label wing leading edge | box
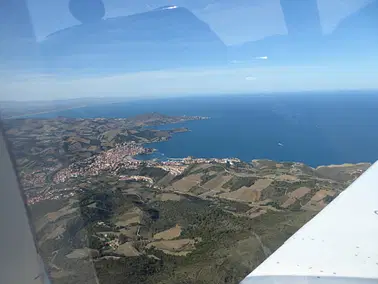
[242,161,378,283]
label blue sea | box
[34,91,378,166]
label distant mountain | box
[39,6,227,72]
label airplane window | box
[1,0,378,284]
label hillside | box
[3,114,370,284]
[30,158,369,284]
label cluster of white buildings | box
[21,171,46,188]
[26,188,76,205]
[21,165,61,188]
[181,156,241,165]
[53,143,148,183]
[119,175,153,184]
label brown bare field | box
[66,136,90,144]
[146,239,196,255]
[115,208,142,226]
[116,242,141,257]
[98,227,138,239]
[315,163,370,181]
[159,193,182,201]
[251,159,277,169]
[220,188,261,203]
[311,189,335,202]
[290,187,311,199]
[282,187,311,208]
[192,164,214,171]
[46,206,78,222]
[264,174,299,182]
[35,216,50,233]
[202,174,232,191]
[44,225,65,241]
[171,174,202,192]
[88,146,98,151]
[66,248,99,259]
[276,174,299,181]
[246,207,267,218]
[251,179,273,191]
[220,179,272,203]
[199,189,222,198]
[153,225,182,240]
[302,189,335,210]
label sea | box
[33,91,378,167]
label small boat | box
[278,142,284,147]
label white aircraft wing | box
[241,161,378,284]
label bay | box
[33,91,378,166]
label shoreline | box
[3,99,128,119]
[136,146,372,169]
[4,104,89,119]
[6,108,373,169]
[139,119,372,169]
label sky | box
[3,65,378,101]
[1,0,378,101]
[26,0,372,44]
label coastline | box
[5,104,89,119]
[5,103,372,169]
[135,120,372,169]
[2,98,130,119]
[138,136,371,170]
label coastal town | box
[3,113,209,205]
[26,138,242,205]
[53,142,149,183]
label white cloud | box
[255,56,268,60]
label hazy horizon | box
[2,64,378,101]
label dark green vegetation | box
[119,166,168,181]
[37,187,316,284]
